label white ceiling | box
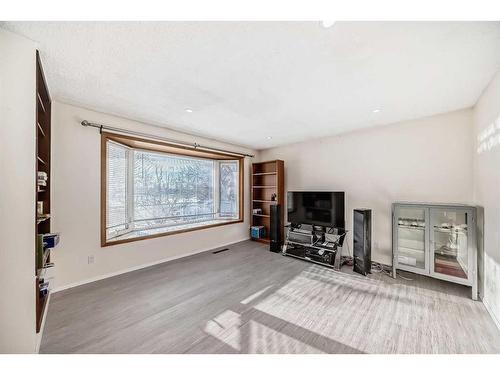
[3,21,500,149]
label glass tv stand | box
[282,224,347,270]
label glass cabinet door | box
[430,208,470,281]
[395,206,428,273]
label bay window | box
[102,133,243,245]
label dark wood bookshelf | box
[35,50,52,333]
[250,160,284,244]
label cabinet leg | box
[472,282,478,301]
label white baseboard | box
[52,237,250,293]
[483,297,500,332]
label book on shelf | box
[36,213,51,224]
[42,233,60,248]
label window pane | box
[133,150,215,230]
[219,161,239,218]
[106,142,128,238]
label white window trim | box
[213,160,221,219]
[218,160,240,220]
[106,141,134,239]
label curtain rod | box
[80,120,254,158]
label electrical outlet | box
[88,255,95,264]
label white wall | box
[0,29,37,353]
[473,69,500,328]
[259,109,474,265]
[51,101,256,289]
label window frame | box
[218,160,240,219]
[101,132,244,247]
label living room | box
[1,1,500,372]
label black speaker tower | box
[270,204,282,252]
[353,209,371,276]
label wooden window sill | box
[103,218,243,247]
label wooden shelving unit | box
[35,50,52,333]
[250,160,284,244]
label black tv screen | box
[287,191,345,228]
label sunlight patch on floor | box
[248,320,324,354]
[204,310,242,351]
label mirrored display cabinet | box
[392,202,478,300]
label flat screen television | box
[287,191,345,228]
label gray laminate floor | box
[40,240,500,354]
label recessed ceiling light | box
[185,108,193,113]
[372,109,381,113]
[266,136,272,140]
[321,20,336,28]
